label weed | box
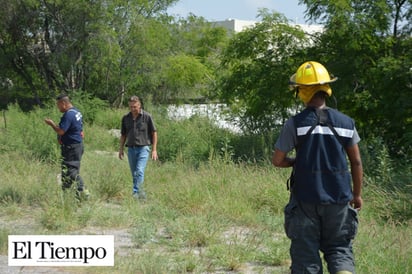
[0,104,410,274]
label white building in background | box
[212,18,258,33]
[212,18,323,35]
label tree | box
[161,14,228,103]
[159,54,210,102]
[300,0,412,156]
[0,0,179,109]
[0,0,109,108]
[217,10,309,133]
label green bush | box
[158,114,227,165]
[230,132,276,163]
[0,187,23,204]
[0,104,59,162]
[93,107,125,129]
[68,91,108,125]
[359,136,393,183]
[0,97,277,166]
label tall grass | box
[0,103,411,273]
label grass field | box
[0,148,411,273]
[0,104,411,273]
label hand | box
[151,150,158,161]
[119,150,124,160]
[44,118,55,126]
[350,195,363,211]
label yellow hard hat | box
[291,61,338,86]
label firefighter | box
[272,61,363,274]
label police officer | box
[45,94,89,200]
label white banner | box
[8,235,114,266]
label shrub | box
[68,91,109,125]
[158,114,227,165]
[0,104,59,162]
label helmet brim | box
[291,76,338,86]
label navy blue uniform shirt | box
[59,108,83,145]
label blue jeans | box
[127,146,150,195]
[284,195,358,274]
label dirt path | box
[2,224,289,273]
[1,205,289,273]
[2,226,289,273]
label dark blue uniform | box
[59,107,85,192]
[293,107,354,204]
[275,107,360,273]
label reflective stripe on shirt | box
[297,125,354,138]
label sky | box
[167,0,308,24]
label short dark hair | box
[313,91,328,100]
[56,94,70,101]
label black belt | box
[127,145,147,147]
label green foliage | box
[1,0,410,170]
[0,187,22,204]
[169,15,228,64]
[0,104,60,162]
[158,114,222,165]
[166,15,229,100]
[365,182,412,224]
[84,151,127,201]
[68,92,109,125]
[360,136,393,182]
[0,0,187,108]
[359,135,412,224]
[217,10,308,133]
[39,194,80,231]
[302,0,412,159]
[161,54,211,101]
[230,132,276,163]
[1,1,410,270]
[92,107,124,129]
[355,218,412,273]
[156,113,272,166]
